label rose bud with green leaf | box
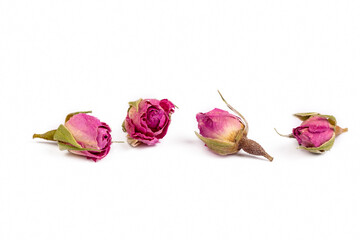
[33,111,112,161]
[275,112,348,153]
[123,98,175,147]
[195,91,273,161]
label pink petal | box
[196,108,244,142]
[65,113,100,149]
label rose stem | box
[239,137,274,161]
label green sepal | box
[54,124,83,148]
[234,130,245,145]
[58,142,83,151]
[127,137,141,147]
[299,133,336,154]
[274,128,294,138]
[294,112,337,127]
[53,124,100,152]
[293,112,320,121]
[128,98,143,112]
[33,130,57,141]
[320,114,337,126]
[57,142,100,152]
[195,132,238,155]
[122,120,126,132]
[65,111,92,122]
[217,90,249,135]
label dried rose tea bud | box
[276,112,347,153]
[195,91,273,161]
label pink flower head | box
[292,116,334,148]
[194,91,273,161]
[276,112,347,153]
[124,99,175,146]
[33,111,112,162]
[65,113,112,161]
[196,108,244,142]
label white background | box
[1,0,359,239]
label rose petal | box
[196,108,244,142]
[293,116,334,148]
[124,98,175,145]
[65,113,100,149]
[159,99,175,114]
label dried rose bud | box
[276,112,348,153]
[33,111,112,161]
[195,91,273,161]
[123,98,175,146]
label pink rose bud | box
[276,112,348,153]
[33,111,112,161]
[195,91,273,161]
[197,108,245,143]
[123,98,175,146]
